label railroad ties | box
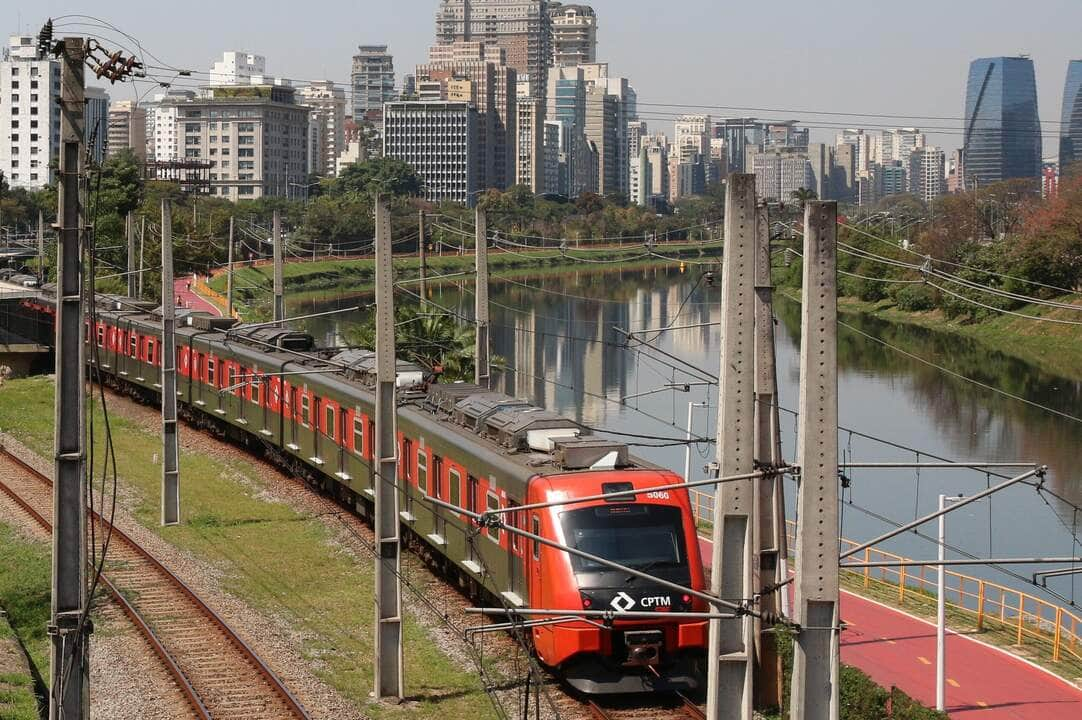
[0,448,310,720]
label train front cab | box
[526,469,707,694]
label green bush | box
[892,284,938,312]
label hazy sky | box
[4,0,1079,157]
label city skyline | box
[2,0,1078,158]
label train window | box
[96,326,104,347]
[324,403,335,440]
[467,475,479,514]
[251,376,262,406]
[486,493,500,543]
[206,358,216,386]
[228,365,238,393]
[146,338,155,365]
[353,413,364,456]
[129,333,137,358]
[531,516,540,560]
[449,469,461,507]
[431,455,443,499]
[300,391,310,426]
[559,505,687,576]
[417,446,428,494]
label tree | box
[346,305,480,382]
[330,157,424,200]
[790,187,817,209]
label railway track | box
[580,690,705,720]
[0,447,310,720]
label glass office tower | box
[963,56,1042,187]
[1059,60,1082,176]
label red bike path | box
[174,276,222,316]
[698,537,1082,718]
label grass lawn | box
[0,522,49,720]
[208,242,721,318]
[0,376,500,720]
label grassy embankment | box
[206,242,720,318]
[0,376,501,720]
[831,293,1082,383]
[0,523,49,720]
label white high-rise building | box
[209,51,267,85]
[674,114,711,163]
[383,101,480,205]
[0,35,61,189]
[908,146,945,204]
[549,3,597,67]
[107,99,146,162]
[298,81,346,176]
[149,89,195,162]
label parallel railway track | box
[581,691,706,720]
[0,447,310,720]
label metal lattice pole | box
[474,207,490,388]
[706,173,757,720]
[790,201,840,720]
[160,199,180,526]
[50,35,89,720]
[373,195,404,699]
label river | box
[296,263,1082,606]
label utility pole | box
[126,210,137,297]
[50,34,90,720]
[418,210,427,306]
[474,206,490,388]
[706,173,757,720]
[138,216,145,298]
[753,200,786,709]
[226,216,234,318]
[790,201,840,720]
[937,494,947,713]
[36,209,44,285]
[272,209,284,326]
[160,199,180,526]
[373,195,403,700]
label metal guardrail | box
[689,487,1082,665]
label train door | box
[338,408,348,477]
[466,474,479,564]
[431,455,445,540]
[507,500,521,597]
[529,513,542,604]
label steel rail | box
[0,447,311,719]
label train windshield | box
[559,504,687,574]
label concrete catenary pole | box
[706,173,757,720]
[138,216,146,298]
[753,201,786,709]
[126,210,137,297]
[790,201,840,720]
[226,216,235,318]
[937,494,947,712]
[474,207,490,388]
[373,195,404,699]
[418,210,427,307]
[50,35,90,720]
[36,209,45,284]
[160,199,180,526]
[272,209,284,326]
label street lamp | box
[937,493,965,713]
[289,181,320,207]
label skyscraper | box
[106,99,146,162]
[384,101,480,205]
[1058,60,1082,176]
[548,3,597,67]
[351,46,396,120]
[436,1,551,102]
[0,35,61,189]
[909,146,946,204]
[299,81,347,176]
[963,56,1042,187]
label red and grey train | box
[28,294,708,694]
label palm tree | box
[790,187,818,210]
